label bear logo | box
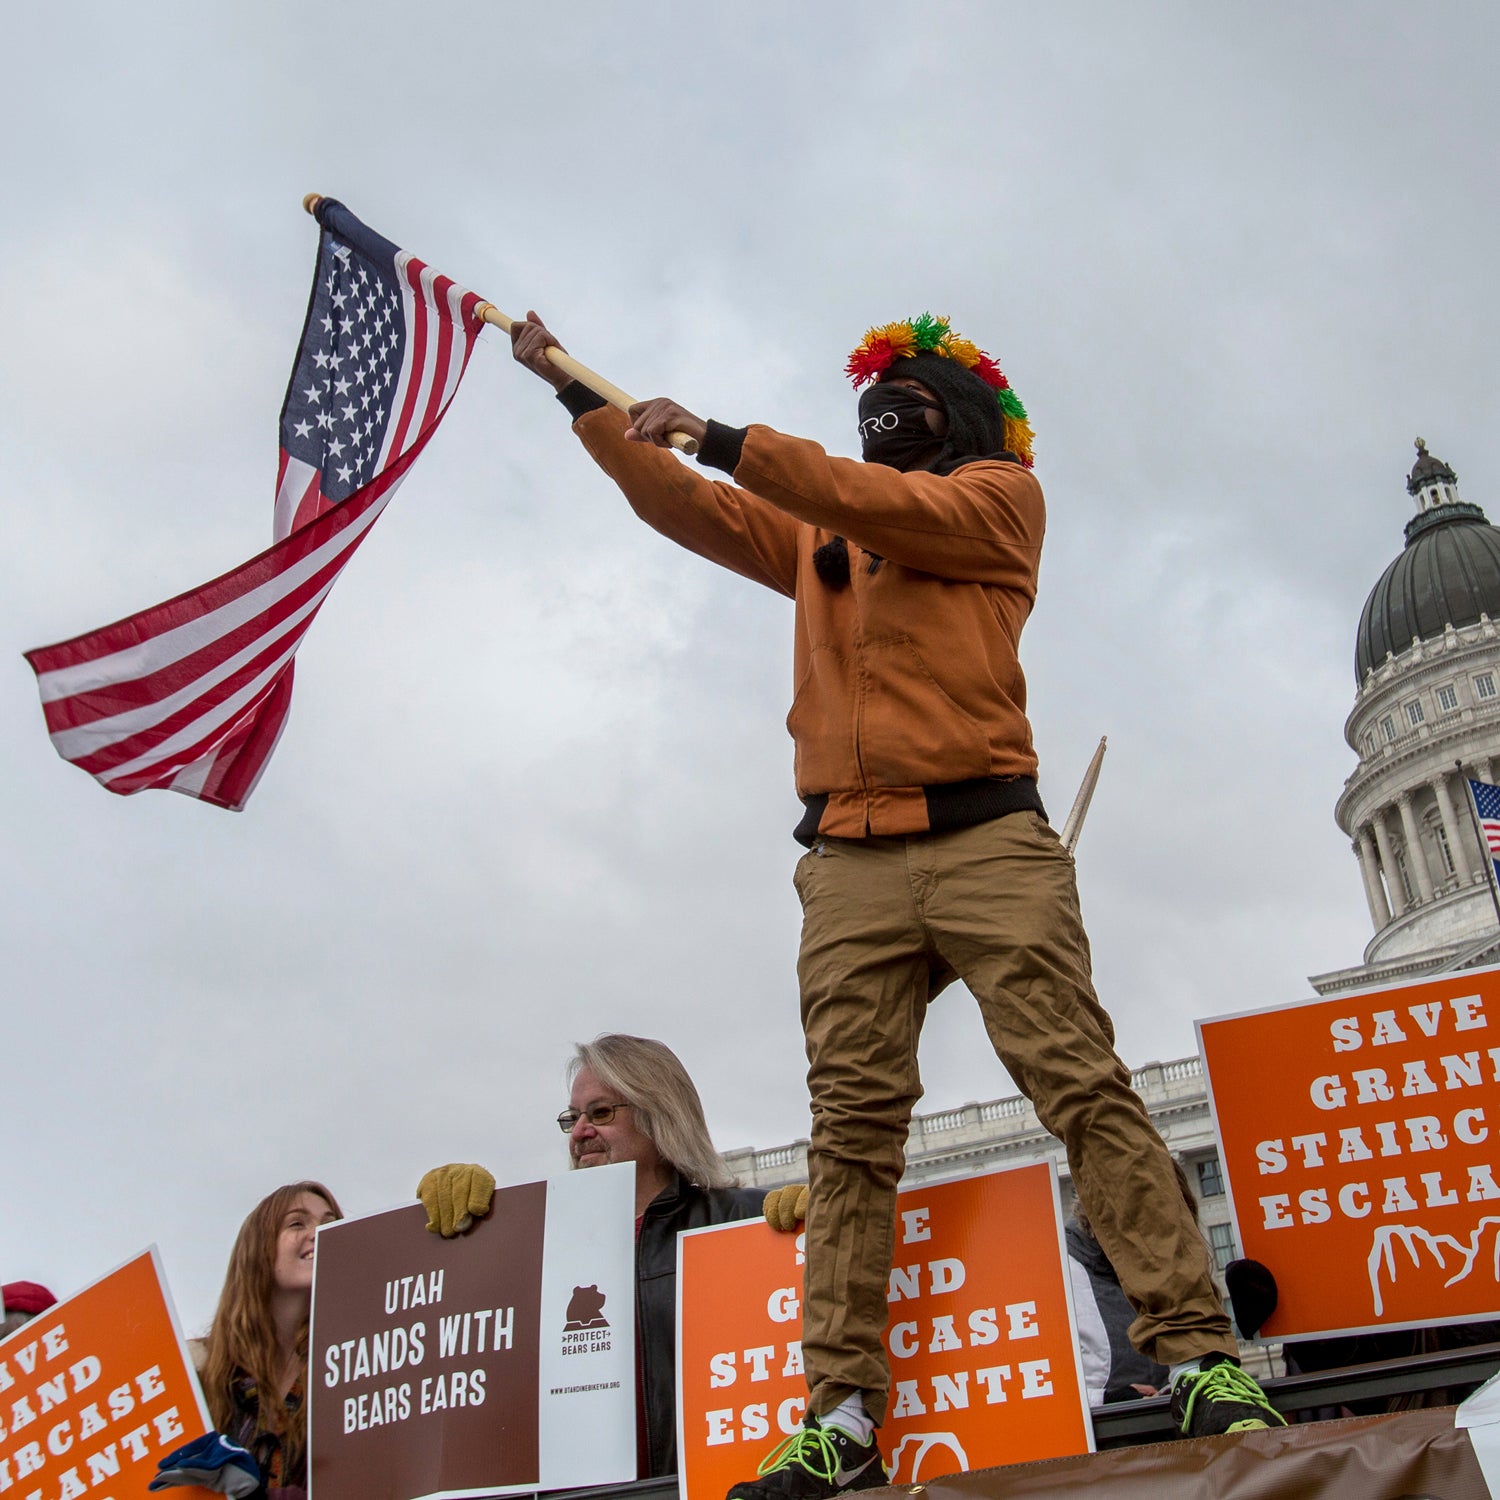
[564,1284,609,1330]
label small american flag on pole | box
[25,199,485,809]
[1468,779,1500,871]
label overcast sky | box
[4,2,1498,1329]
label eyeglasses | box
[557,1102,632,1133]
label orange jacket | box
[572,406,1044,840]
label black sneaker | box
[726,1416,886,1500]
[1170,1358,1287,1437]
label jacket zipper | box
[850,559,871,829]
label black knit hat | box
[848,314,1035,466]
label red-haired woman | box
[194,1182,341,1500]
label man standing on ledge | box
[510,311,1283,1498]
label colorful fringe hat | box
[846,313,1034,468]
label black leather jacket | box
[638,1173,765,1477]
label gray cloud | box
[3,1,1496,1327]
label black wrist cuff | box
[696,420,747,475]
[557,382,609,421]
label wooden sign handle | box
[302,196,698,456]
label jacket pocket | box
[858,635,992,784]
[786,643,860,793]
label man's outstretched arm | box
[510,314,800,598]
[623,392,1043,591]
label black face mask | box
[857,384,945,470]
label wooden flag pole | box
[1059,735,1107,855]
[302,195,698,455]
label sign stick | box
[1059,735,1107,854]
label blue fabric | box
[150,1431,263,1498]
[279,199,410,506]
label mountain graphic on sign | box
[1366,1217,1500,1316]
[890,1432,969,1485]
[564,1284,609,1330]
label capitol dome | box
[1355,441,1500,680]
[1312,440,1500,997]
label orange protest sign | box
[1199,965,1500,1339]
[0,1249,213,1500]
[676,1163,1090,1499]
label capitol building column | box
[1432,772,1475,882]
[1355,827,1391,928]
[1371,808,1406,911]
[1457,760,1496,878]
[1396,792,1435,903]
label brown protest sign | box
[1199,965,1500,1339]
[309,1166,635,1500]
[676,1163,1090,1499]
[0,1249,214,1500]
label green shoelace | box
[1177,1362,1279,1432]
[756,1423,846,1480]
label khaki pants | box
[793,813,1235,1423]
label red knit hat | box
[2,1282,57,1316]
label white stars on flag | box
[282,243,407,505]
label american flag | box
[25,199,485,809]
[1468,779,1500,870]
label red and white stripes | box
[25,246,484,810]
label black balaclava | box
[858,382,947,471]
[816,352,1018,587]
[873,351,1012,476]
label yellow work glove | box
[763,1184,809,1233]
[417,1163,495,1237]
